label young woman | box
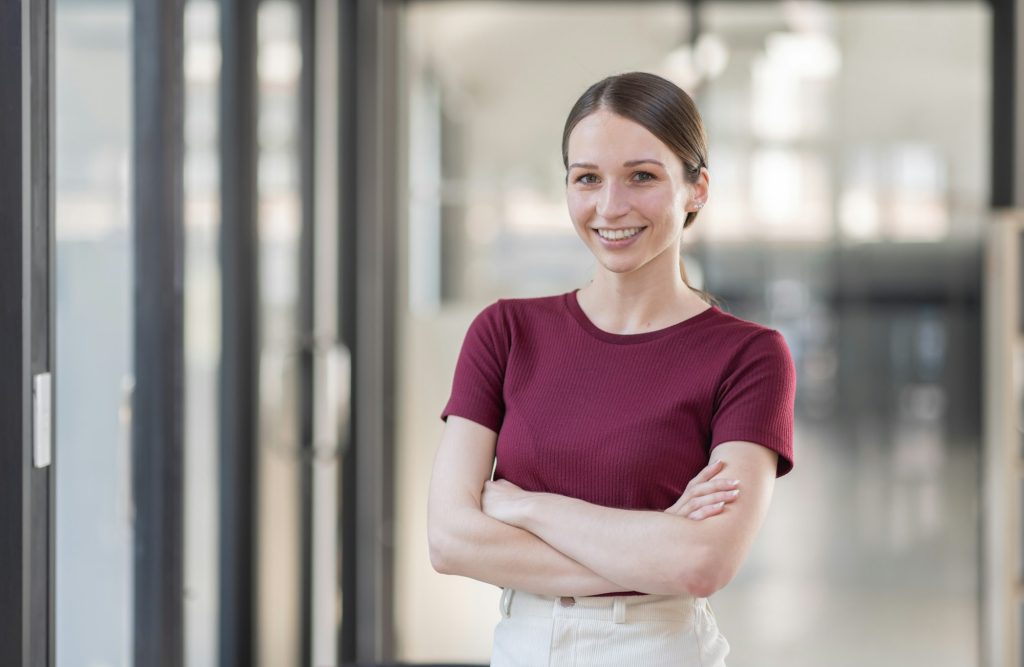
[427,71,796,666]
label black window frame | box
[0,0,55,665]
[131,0,187,663]
[218,0,260,663]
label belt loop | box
[499,587,512,617]
[500,587,516,618]
[612,597,625,624]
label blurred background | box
[3,0,1023,666]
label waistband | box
[499,587,704,624]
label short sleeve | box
[439,300,510,433]
[709,328,796,477]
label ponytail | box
[680,256,720,307]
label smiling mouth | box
[594,226,647,241]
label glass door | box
[255,2,304,663]
[54,1,135,663]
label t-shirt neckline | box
[563,288,719,345]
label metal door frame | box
[0,0,55,665]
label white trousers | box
[490,588,730,667]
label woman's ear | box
[689,167,710,211]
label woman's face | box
[565,108,702,276]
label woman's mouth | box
[593,226,646,248]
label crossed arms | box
[427,415,778,598]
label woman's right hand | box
[664,458,740,521]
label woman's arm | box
[427,416,628,596]
[483,441,778,598]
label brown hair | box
[562,71,718,307]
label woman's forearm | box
[433,505,630,597]
[516,493,713,596]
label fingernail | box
[714,501,725,509]
[728,489,740,496]
[730,480,740,486]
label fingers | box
[665,459,741,517]
[687,500,727,520]
[692,478,741,497]
[666,481,741,516]
[680,488,740,516]
[667,476,740,514]
[665,489,739,517]
[689,458,726,487]
[681,459,727,496]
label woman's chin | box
[594,257,646,275]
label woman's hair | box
[561,71,719,307]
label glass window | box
[184,1,223,665]
[257,2,303,664]
[55,1,135,664]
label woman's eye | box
[573,171,655,184]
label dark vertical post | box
[30,0,55,664]
[992,0,1016,208]
[338,0,399,660]
[372,0,400,657]
[355,0,380,657]
[351,0,385,659]
[0,3,27,659]
[0,0,54,663]
[299,0,317,663]
[132,0,186,664]
[219,0,259,663]
[341,0,399,661]
[338,0,360,661]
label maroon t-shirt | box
[440,288,797,595]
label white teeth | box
[597,227,643,241]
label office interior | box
[2,0,1024,666]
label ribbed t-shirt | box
[440,288,797,596]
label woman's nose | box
[596,180,631,219]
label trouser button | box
[559,596,575,607]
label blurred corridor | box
[1,0,1021,666]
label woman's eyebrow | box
[568,159,665,170]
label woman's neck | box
[576,274,710,336]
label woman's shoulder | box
[491,290,570,320]
[704,307,774,334]
[699,305,792,358]
[460,292,568,341]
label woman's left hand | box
[481,478,534,528]
[664,458,741,520]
